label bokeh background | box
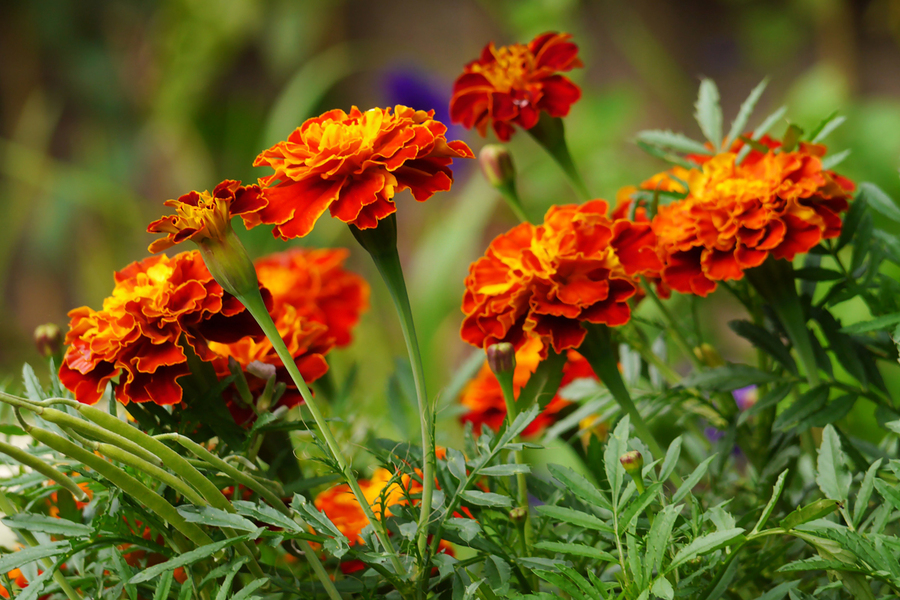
[2,0,900,442]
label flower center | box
[472,43,535,92]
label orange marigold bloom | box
[461,200,662,354]
[460,336,597,437]
[313,468,408,545]
[450,32,582,142]
[147,180,266,254]
[253,105,474,239]
[59,251,263,406]
[649,140,854,296]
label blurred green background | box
[2,0,900,444]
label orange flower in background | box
[47,480,93,518]
[147,180,266,254]
[253,105,474,239]
[461,200,662,354]
[313,468,408,545]
[59,251,263,406]
[450,32,582,141]
[2,568,49,599]
[460,336,597,437]
[648,139,853,296]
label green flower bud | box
[620,450,643,475]
[509,506,527,523]
[487,342,516,375]
[479,145,516,188]
[34,323,62,359]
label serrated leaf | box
[604,416,630,506]
[533,541,616,562]
[460,490,512,507]
[652,576,674,600]
[618,482,663,529]
[232,501,301,534]
[658,437,682,483]
[484,556,511,595]
[645,504,680,581]
[231,577,267,600]
[773,385,828,431]
[479,464,531,477]
[130,535,254,584]
[753,470,788,533]
[635,130,711,155]
[0,541,69,573]
[153,570,174,600]
[666,528,745,572]
[547,464,611,510]
[853,459,882,527]
[816,425,851,503]
[2,514,92,538]
[695,79,723,149]
[799,394,856,429]
[445,517,481,542]
[679,365,783,392]
[874,478,900,512]
[840,312,900,334]
[178,506,257,532]
[725,79,768,146]
[673,455,716,503]
[779,499,840,530]
[21,363,45,402]
[859,182,900,223]
[728,321,798,375]
[750,581,801,600]
[14,565,56,600]
[536,505,613,534]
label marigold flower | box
[461,200,662,354]
[59,251,263,406]
[450,32,582,141]
[313,468,409,545]
[648,139,854,296]
[460,336,596,437]
[253,105,474,239]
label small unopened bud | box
[479,145,515,188]
[486,342,516,375]
[619,450,644,475]
[34,323,62,359]
[509,506,527,523]
[693,343,724,367]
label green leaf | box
[753,470,788,532]
[214,559,249,600]
[635,130,712,155]
[811,114,846,143]
[859,182,900,224]
[793,267,844,281]
[460,490,513,507]
[535,505,614,534]
[728,320,797,375]
[533,541,616,562]
[618,482,663,529]
[130,535,255,584]
[874,478,900,512]
[231,577,267,600]
[725,78,768,146]
[746,384,792,418]
[814,309,868,388]
[658,437,682,483]
[695,79,723,149]
[21,363,45,402]
[0,425,26,436]
[604,416,630,507]
[484,556,511,596]
[0,541,69,573]
[837,193,868,251]
[652,577,675,600]
[773,385,828,431]
[15,565,56,600]
[445,517,481,542]
[152,570,174,600]
[479,464,531,477]
[853,458,882,527]
[779,498,840,530]
[546,464,611,511]
[781,124,804,152]
[232,501,302,534]
[673,455,716,503]
[799,394,856,430]
[636,141,699,169]
[645,504,680,582]
[2,514,92,538]
[821,149,850,170]
[666,528,745,573]
[679,365,783,392]
[816,425,851,502]
[518,350,567,412]
[840,312,900,334]
[750,581,800,600]
[556,566,604,600]
[178,506,258,532]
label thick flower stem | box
[527,113,590,201]
[0,491,83,600]
[495,371,533,549]
[580,325,665,460]
[497,179,531,223]
[237,287,407,576]
[745,258,820,387]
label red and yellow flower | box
[460,336,597,437]
[450,32,582,141]
[59,251,263,406]
[253,105,474,239]
[646,138,853,296]
[461,200,661,354]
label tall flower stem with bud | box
[527,113,590,201]
[487,343,533,548]
[480,145,529,223]
[350,215,436,580]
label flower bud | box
[34,323,62,359]
[693,343,724,367]
[486,342,516,375]
[479,145,515,188]
[508,506,527,523]
[619,450,643,476]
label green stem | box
[639,278,703,368]
[0,437,90,502]
[237,287,407,576]
[527,113,591,201]
[495,370,532,549]
[0,491,84,600]
[579,324,665,460]
[496,179,530,223]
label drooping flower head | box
[59,251,263,406]
[461,200,662,355]
[646,138,854,296]
[450,32,582,141]
[253,105,474,240]
[460,336,597,437]
[208,248,369,419]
